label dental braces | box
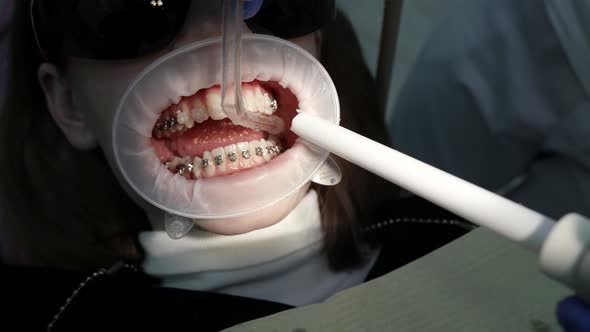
[268,96,278,112]
[157,117,178,131]
[165,145,283,174]
[155,94,279,135]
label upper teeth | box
[242,84,279,115]
[158,85,279,135]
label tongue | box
[153,119,266,159]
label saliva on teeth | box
[165,137,283,179]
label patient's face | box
[46,1,322,234]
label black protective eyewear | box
[31,0,336,61]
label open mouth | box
[150,80,299,180]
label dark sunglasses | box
[31,0,335,61]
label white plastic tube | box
[292,113,555,254]
[539,213,590,302]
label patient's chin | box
[194,185,310,235]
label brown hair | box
[0,2,397,272]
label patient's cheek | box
[66,57,153,149]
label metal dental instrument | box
[291,112,590,302]
[221,0,280,134]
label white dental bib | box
[139,190,379,306]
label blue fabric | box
[244,0,264,20]
[558,296,590,332]
[544,1,590,97]
[389,0,590,219]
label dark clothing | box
[1,196,469,332]
[2,266,291,332]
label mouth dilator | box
[113,33,340,220]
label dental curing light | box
[291,112,590,303]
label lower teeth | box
[199,145,281,167]
[163,144,283,179]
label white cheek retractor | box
[112,35,340,224]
